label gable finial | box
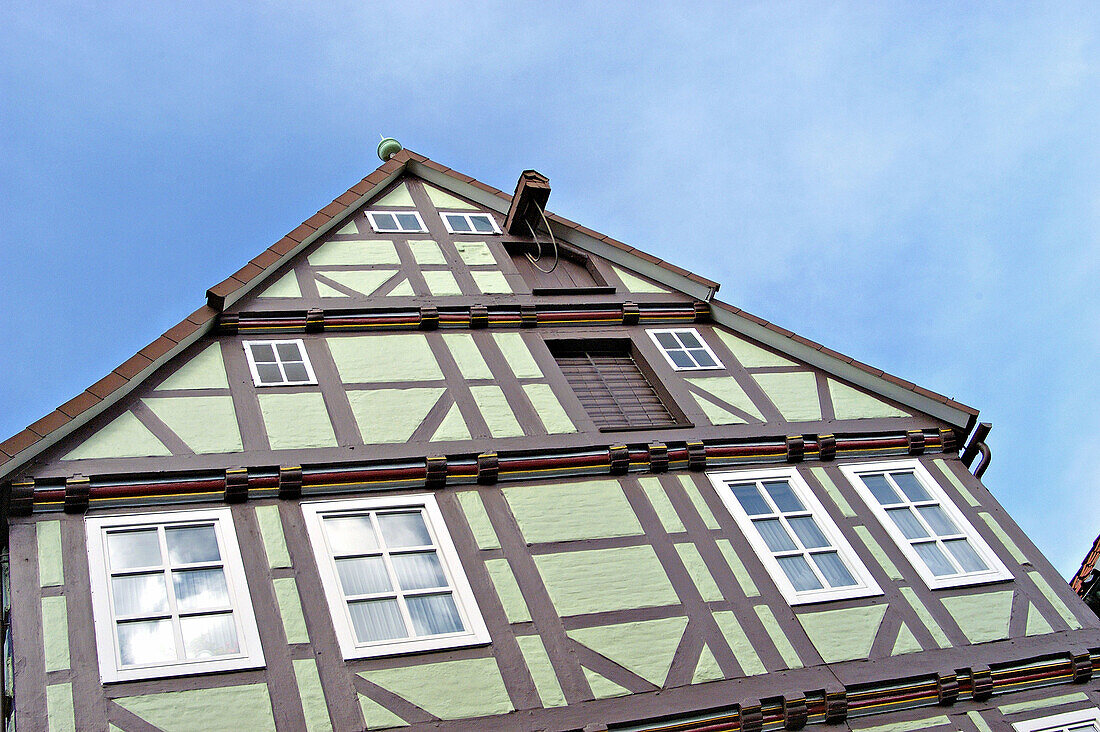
[377,136,402,161]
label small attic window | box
[366,211,427,233]
[441,212,500,235]
[648,328,724,371]
[244,340,317,387]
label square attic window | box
[243,340,317,387]
[647,328,724,371]
[441,212,501,235]
[366,211,427,233]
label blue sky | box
[2,3,1098,576]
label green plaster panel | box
[258,392,337,450]
[692,644,724,684]
[374,182,415,207]
[309,240,400,266]
[37,520,63,587]
[639,477,685,533]
[472,270,511,294]
[753,605,803,669]
[534,546,679,615]
[116,684,276,732]
[583,666,630,699]
[358,695,407,730]
[42,596,70,672]
[470,385,523,438]
[715,330,796,368]
[274,577,310,643]
[423,270,462,296]
[612,266,669,294]
[293,658,333,731]
[979,512,1028,564]
[255,505,291,568]
[752,371,822,422]
[329,334,442,383]
[155,343,229,390]
[46,683,75,732]
[1026,602,1054,636]
[998,692,1090,715]
[111,726,126,732]
[810,467,856,517]
[892,622,923,655]
[898,586,951,648]
[347,388,445,443]
[316,280,348,298]
[675,543,723,601]
[941,591,1013,643]
[322,269,398,296]
[680,475,720,529]
[853,526,903,580]
[968,711,995,732]
[492,332,543,378]
[442,333,492,379]
[689,393,747,425]
[568,617,687,686]
[361,657,513,720]
[1028,570,1083,629]
[424,184,478,210]
[63,411,171,460]
[686,377,764,421]
[717,539,759,597]
[932,458,980,506]
[485,558,531,622]
[523,383,576,433]
[455,491,500,549]
[408,239,445,264]
[828,379,909,420]
[387,279,414,296]
[455,241,497,265]
[797,605,887,663]
[256,270,302,298]
[712,611,767,675]
[852,716,950,732]
[335,219,359,235]
[516,635,566,707]
[430,403,471,441]
[145,396,243,454]
[503,479,643,543]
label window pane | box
[944,539,988,573]
[107,529,162,571]
[763,481,803,513]
[654,332,679,349]
[112,573,169,616]
[165,525,221,565]
[325,515,379,556]
[813,552,857,587]
[281,362,310,383]
[249,343,276,363]
[729,483,770,515]
[446,214,472,232]
[255,363,284,384]
[117,619,176,666]
[391,551,447,591]
[396,213,421,230]
[173,568,230,611]
[180,613,239,659]
[863,474,902,505]
[688,349,716,367]
[887,507,929,539]
[407,593,464,636]
[777,555,823,592]
[471,215,495,233]
[668,350,695,368]
[754,519,797,552]
[275,342,302,362]
[914,542,956,576]
[916,505,959,537]
[378,512,432,548]
[336,556,392,596]
[348,599,407,644]
[373,213,397,230]
[788,516,829,548]
[891,472,932,502]
[677,331,702,348]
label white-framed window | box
[441,212,501,235]
[366,210,427,233]
[840,459,1012,589]
[709,467,882,604]
[302,494,490,659]
[647,328,724,371]
[1012,708,1100,732]
[85,508,264,682]
[243,339,317,387]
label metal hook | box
[523,202,560,274]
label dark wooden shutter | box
[553,345,677,430]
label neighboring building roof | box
[0,148,978,481]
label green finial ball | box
[377,138,402,161]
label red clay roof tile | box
[303,212,330,229]
[286,224,315,243]
[58,391,101,419]
[0,430,38,458]
[230,262,265,284]
[186,305,219,326]
[249,249,282,270]
[28,411,71,437]
[268,238,298,256]
[319,201,345,218]
[87,372,129,399]
[114,353,154,380]
[335,192,360,206]
[139,336,176,362]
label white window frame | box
[365,210,427,233]
[86,508,264,683]
[440,212,502,235]
[1012,708,1100,732]
[709,467,882,605]
[243,339,317,387]
[302,493,490,659]
[840,459,1013,590]
[647,328,724,371]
